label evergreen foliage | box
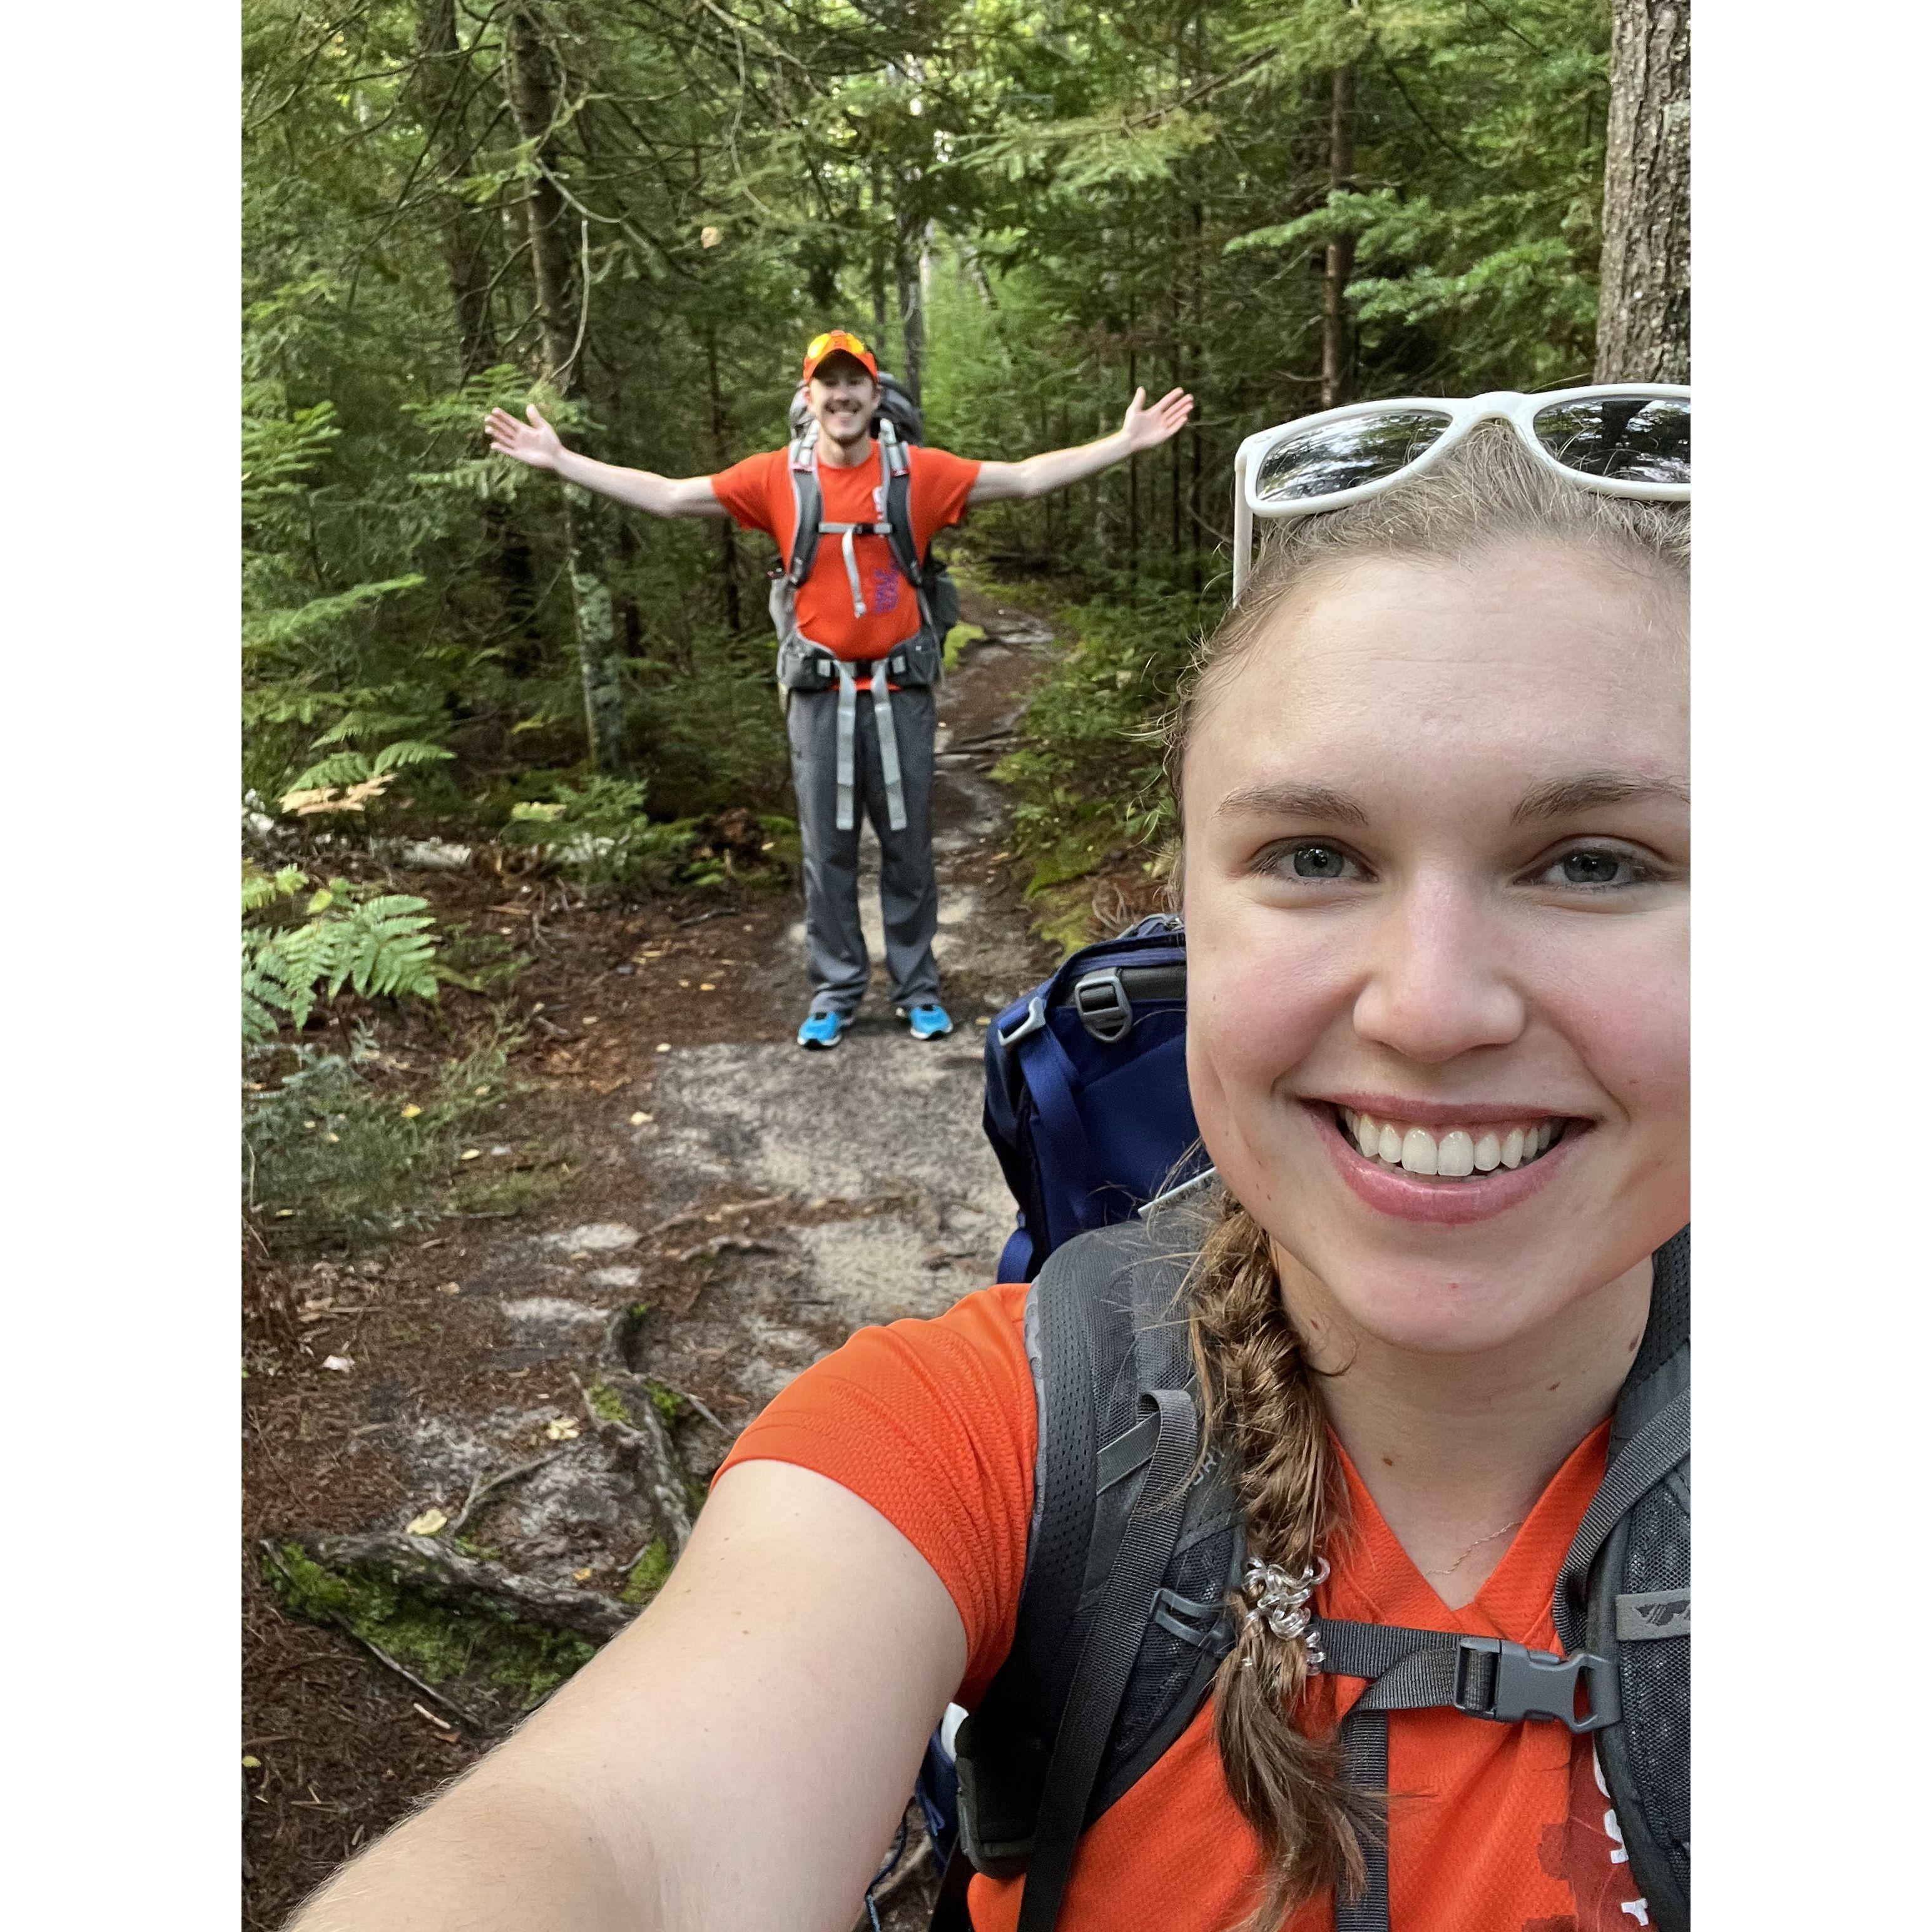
[241,1,1627,957]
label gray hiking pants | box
[788,681,940,1016]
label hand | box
[484,403,567,472]
[1120,385,1194,453]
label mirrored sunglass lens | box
[1532,397,1689,485]
[1253,410,1454,504]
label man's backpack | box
[982,915,1206,1282]
[942,923,1690,1932]
[770,372,960,699]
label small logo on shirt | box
[868,564,902,613]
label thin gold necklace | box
[1420,1515,1528,1580]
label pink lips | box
[1313,1103,1584,1226]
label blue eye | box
[1270,841,1364,882]
[1534,846,1657,890]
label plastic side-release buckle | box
[1453,1636,1620,1733]
[998,994,1048,1050]
[1072,968,1132,1044]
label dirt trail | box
[242,591,1062,1926]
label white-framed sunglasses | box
[1231,385,1690,601]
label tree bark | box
[1321,64,1356,410]
[412,0,498,379]
[1595,0,1690,383]
[504,6,628,772]
[896,204,927,405]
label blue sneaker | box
[796,1009,848,1050]
[899,1003,953,1040]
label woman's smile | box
[1308,1096,1589,1226]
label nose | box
[1350,877,1526,1065]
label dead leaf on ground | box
[322,1355,355,1373]
[545,1418,580,1441]
[405,1507,449,1537]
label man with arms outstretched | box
[487,330,1191,1047]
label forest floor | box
[240,589,1089,1928]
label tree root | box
[300,1530,635,1642]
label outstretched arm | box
[484,405,730,519]
[967,385,1194,506]
[288,1462,965,1932]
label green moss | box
[264,1542,596,1707]
[942,622,986,673]
[450,1165,568,1218]
[644,1379,684,1426]
[586,1378,629,1425]
[621,1539,672,1605]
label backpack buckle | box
[1072,969,1133,1044]
[999,995,1048,1049]
[1453,1636,1620,1733]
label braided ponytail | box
[1187,1194,1370,1926]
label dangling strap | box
[1333,1709,1390,1932]
[872,673,907,831]
[835,659,859,831]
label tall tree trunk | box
[1320,64,1356,410]
[413,0,497,378]
[896,203,926,404]
[1595,0,1690,382]
[504,6,627,772]
[868,158,891,361]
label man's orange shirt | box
[709,441,980,662]
[719,1283,1652,1932]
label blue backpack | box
[981,915,1206,1281]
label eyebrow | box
[1509,771,1690,823]
[1213,770,1689,826]
[1215,780,1369,825]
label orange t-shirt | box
[708,441,980,662]
[718,1284,1651,1932]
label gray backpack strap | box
[1014,1386,1196,1932]
[951,1210,1240,1911]
[1334,1710,1389,1932]
[784,424,823,587]
[1580,1226,1691,1932]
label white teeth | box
[1338,1109,1566,1181]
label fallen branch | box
[645,1194,787,1239]
[446,1448,569,1537]
[672,1233,778,1265]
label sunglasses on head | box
[1231,385,1690,601]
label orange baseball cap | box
[801,328,878,382]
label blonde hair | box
[1174,426,1687,1924]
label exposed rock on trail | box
[242,594,1061,1927]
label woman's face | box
[1182,539,1689,1358]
